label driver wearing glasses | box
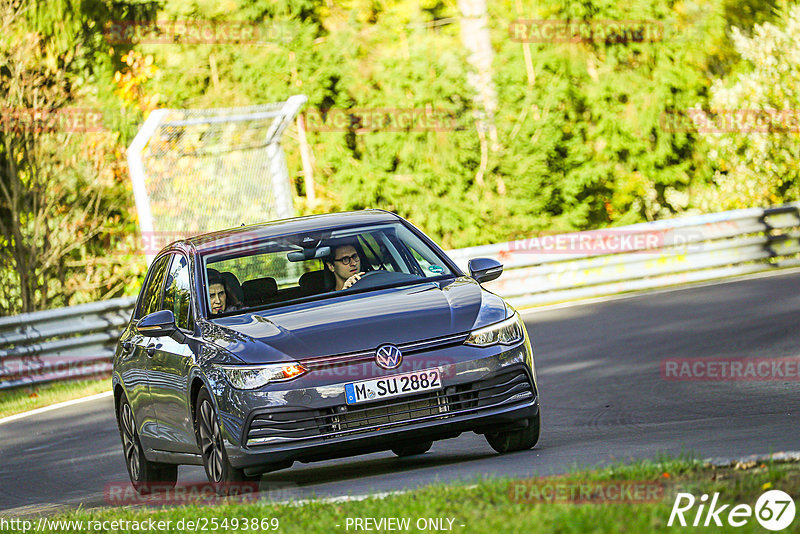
[325,244,366,290]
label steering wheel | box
[348,270,382,288]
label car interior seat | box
[220,272,244,307]
[241,277,278,307]
[298,269,335,295]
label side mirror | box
[468,258,503,283]
[137,310,186,343]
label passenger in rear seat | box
[208,271,242,314]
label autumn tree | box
[0,2,134,314]
[696,5,800,210]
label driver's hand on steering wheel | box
[342,272,365,290]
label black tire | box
[117,393,178,495]
[484,412,540,454]
[391,440,433,457]
[195,388,260,495]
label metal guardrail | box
[1,204,799,391]
[0,297,135,390]
[447,203,800,309]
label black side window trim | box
[135,254,172,320]
[163,252,195,333]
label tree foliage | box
[0,0,797,314]
[695,5,800,210]
[0,1,139,314]
[138,0,766,243]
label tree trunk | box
[458,0,499,157]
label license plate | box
[344,368,442,405]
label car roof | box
[184,210,402,254]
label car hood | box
[205,277,507,363]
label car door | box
[147,253,199,453]
[126,254,171,450]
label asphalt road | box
[2,270,799,517]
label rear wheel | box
[117,394,178,494]
[391,440,433,457]
[195,388,260,495]
[484,412,540,454]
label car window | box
[163,254,194,331]
[136,255,170,319]
[202,222,454,313]
[358,233,398,272]
[400,231,448,278]
[210,252,318,290]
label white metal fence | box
[1,204,799,390]
[0,297,135,390]
[449,203,800,308]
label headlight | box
[216,363,308,390]
[464,313,525,347]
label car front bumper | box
[213,339,538,473]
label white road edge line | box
[519,266,800,316]
[0,390,113,426]
[278,485,477,507]
[284,490,406,507]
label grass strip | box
[16,456,799,533]
[0,378,110,419]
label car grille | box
[245,365,536,447]
[298,333,468,370]
[333,396,448,430]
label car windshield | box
[201,222,454,315]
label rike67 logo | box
[668,490,796,531]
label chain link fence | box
[127,95,306,261]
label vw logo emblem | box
[375,344,402,370]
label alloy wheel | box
[199,399,224,483]
[120,403,140,480]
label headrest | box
[220,272,243,305]
[299,270,333,293]
[241,277,278,302]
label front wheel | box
[195,388,260,495]
[484,412,540,454]
[117,393,178,495]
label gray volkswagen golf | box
[113,210,540,494]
